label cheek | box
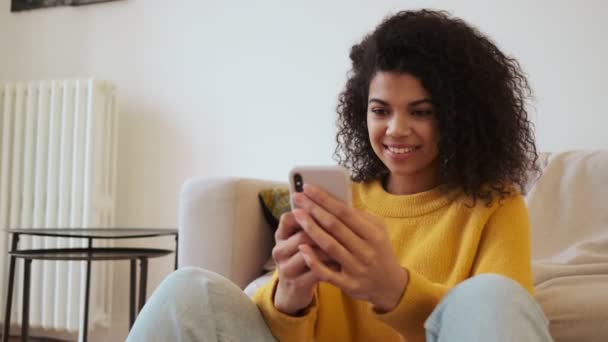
[419,122,439,144]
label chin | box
[384,158,439,178]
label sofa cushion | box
[526,150,608,341]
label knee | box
[449,274,526,306]
[153,267,238,305]
[438,274,545,321]
[164,267,231,287]
[425,275,552,341]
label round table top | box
[4,228,177,239]
[9,247,173,261]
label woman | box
[128,9,552,342]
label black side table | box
[2,228,178,342]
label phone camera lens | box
[294,173,303,192]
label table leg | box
[81,238,93,342]
[22,259,32,342]
[129,259,136,329]
[138,258,148,313]
[174,234,178,270]
[81,259,91,342]
[3,233,19,342]
[2,257,16,342]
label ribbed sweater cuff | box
[253,274,318,339]
[372,268,446,335]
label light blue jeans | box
[126,267,553,342]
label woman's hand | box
[272,212,336,315]
[292,184,409,313]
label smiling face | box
[366,71,440,194]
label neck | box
[384,168,440,195]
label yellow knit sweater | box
[253,180,533,342]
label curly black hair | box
[334,9,539,205]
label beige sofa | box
[178,150,608,341]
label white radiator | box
[0,79,118,339]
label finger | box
[313,248,341,272]
[277,248,338,280]
[293,191,369,259]
[305,246,339,270]
[272,230,310,263]
[273,231,315,261]
[278,251,309,278]
[301,184,374,241]
[293,269,321,290]
[273,230,339,265]
[293,209,360,269]
[312,246,336,265]
[275,212,301,240]
[299,244,349,289]
[358,209,384,226]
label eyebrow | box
[368,98,433,107]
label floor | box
[2,329,126,342]
[1,317,128,342]
[5,337,67,342]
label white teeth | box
[387,146,416,154]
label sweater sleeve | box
[371,267,450,337]
[252,271,319,341]
[470,194,534,293]
[372,194,534,337]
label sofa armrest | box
[178,177,286,289]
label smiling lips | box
[385,144,421,153]
[383,144,421,161]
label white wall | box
[1,0,606,337]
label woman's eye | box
[371,108,389,116]
[412,110,433,117]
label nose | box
[386,112,412,137]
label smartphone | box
[288,165,352,210]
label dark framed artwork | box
[11,0,125,12]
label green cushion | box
[258,187,291,233]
